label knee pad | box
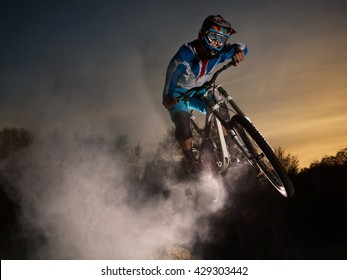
[173,111,192,141]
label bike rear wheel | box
[229,114,295,197]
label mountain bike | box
[177,60,295,198]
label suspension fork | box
[199,109,230,173]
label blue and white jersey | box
[163,40,247,99]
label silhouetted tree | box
[0,127,33,259]
[275,146,300,177]
[335,148,347,166]
[0,127,32,159]
[318,148,347,167]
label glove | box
[232,51,244,65]
[163,95,179,109]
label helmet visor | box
[205,30,228,51]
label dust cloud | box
[1,128,242,259]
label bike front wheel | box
[229,114,295,197]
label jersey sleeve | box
[162,44,195,99]
[219,43,248,63]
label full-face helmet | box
[198,15,236,57]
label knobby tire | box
[229,114,295,197]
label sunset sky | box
[1,0,346,167]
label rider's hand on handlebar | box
[232,51,245,66]
[163,95,179,109]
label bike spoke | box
[255,152,265,160]
[230,114,295,197]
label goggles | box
[205,30,229,50]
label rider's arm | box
[219,43,248,64]
[162,44,195,108]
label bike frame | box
[189,84,255,174]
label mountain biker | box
[162,15,248,177]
